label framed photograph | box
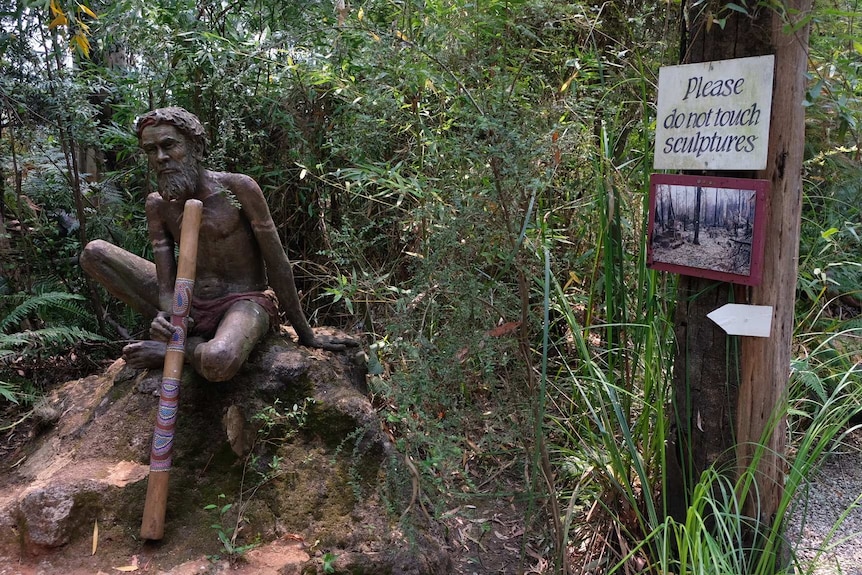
[647,174,768,285]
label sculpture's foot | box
[123,340,167,369]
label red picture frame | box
[647,174,768,286]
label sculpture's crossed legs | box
[81,239,270,382]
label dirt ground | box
[652,227,752,275]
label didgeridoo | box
[140,198,203,540]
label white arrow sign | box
[707,304,773,337]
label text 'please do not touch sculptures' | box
[654,55,775,171]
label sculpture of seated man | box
[80,106,354,382]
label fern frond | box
[0,348,19,364]
[0,292,87,333]
[0,381,19,404]
[791,359,828,402]
[0,333,29,366]
[0,325,106,368]
[44,298,92,324]
[17,326,107,350]
[0,333,31,349]
[97,180,126,205]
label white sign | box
[654,55,774,171]
[707,304,773,337]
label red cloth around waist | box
[190,290,279,338]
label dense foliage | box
[2,0,860,572]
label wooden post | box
[668,1,812,544]
[738,3,812,526]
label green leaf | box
[367,351,384,375]
[821,227,839,240]
[807,79,824,101]
[0,382,19,404]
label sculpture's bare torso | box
[148,174,269,302]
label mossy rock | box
[0,332,450,574]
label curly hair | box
[135,107,208,160]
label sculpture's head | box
[136,107,207,201]
[135,107,207,161]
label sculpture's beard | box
[158,158,199,202]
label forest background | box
[1,0,861,573]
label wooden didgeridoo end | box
[140,471,170,540]
[140,336,186,540]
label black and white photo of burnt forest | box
[651,183,756,276]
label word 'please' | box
[683,76,745,100]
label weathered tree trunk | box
[667,3,812,556]
[0,121,8,261]
[693,186,702,244]
[667,278,740,522]
[668,4,769,523]
[739,2,811,528]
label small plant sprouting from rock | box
[247,398,313,483]
[322,551,338,574]
[333,427,370,502]
[253,397,313,444]
[203,493,259,563]
[200,401,313,565]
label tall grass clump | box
[547,229,861,574]
[542,218,675,572]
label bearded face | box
[139,123,202,202]
[157,154,199,201]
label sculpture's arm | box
[145,193,177,313]
[231,176,355,350]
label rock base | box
[0,332,450,574]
